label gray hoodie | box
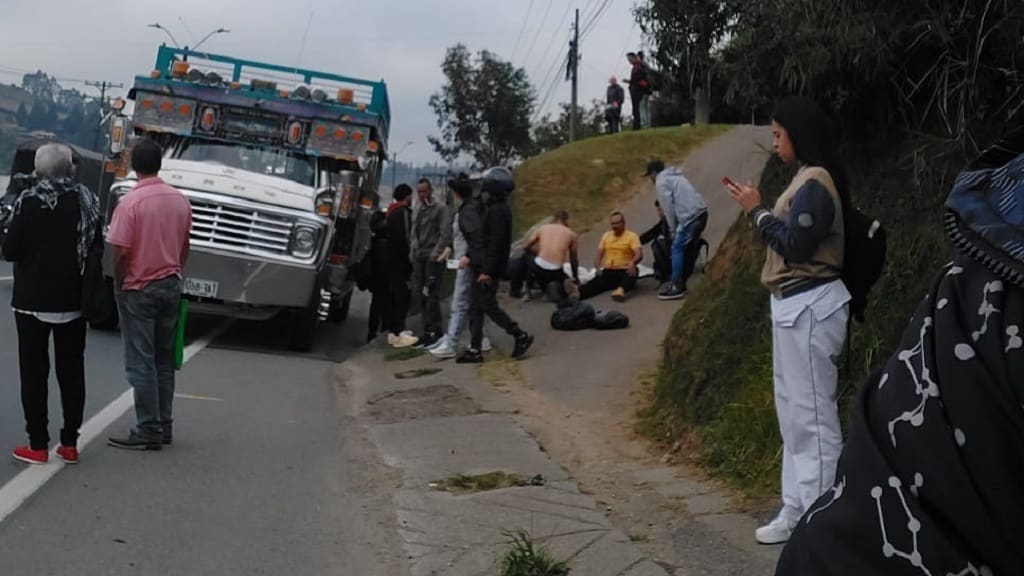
[655,167,706,233]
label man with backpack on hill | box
[624,52,651,131]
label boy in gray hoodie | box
[645,160,707,300]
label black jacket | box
[463,197,513,278]
[606,84,625,107]
[385,203,412,276]
[639,216,670,245]
[4,191,83,313]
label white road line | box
[0,319,232,524]
[0,276,12,281]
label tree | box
[429,44,535,167]
[26,99,49,131]
[532,101,607,154]
[15,103,28,127]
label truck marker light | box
[200,108,217,131]
[337,88,354,104]
[171,61,189,78]
[351,132,363,142]
[314,125,327,137]
[141,99,154,110]
[178,104,193,116]
[230,81,241,90]
[150,70,162,79]
[334,128,346,140]
[159,101,173,112]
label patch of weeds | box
[384,348,425,362]
[479,353,525,389]
[498,530,571,576]
[628,530,651,543]
[393,367,442,380]
[432,471,545,493]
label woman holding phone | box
[725,96,852,545]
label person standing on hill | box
[725,96,851,545]
[606,77,625,134]
[624,52,651,131]
[457,167,533,364]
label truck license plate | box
[183,278,219,299]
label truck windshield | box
[175,139,317,186]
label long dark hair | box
[773,96,852,216]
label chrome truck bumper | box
[181,247,318,309]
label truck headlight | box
[290,225,320,258]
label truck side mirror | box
[109,114,130,156]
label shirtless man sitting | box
[522,210,580,303]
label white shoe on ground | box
[481,337,492,352]
[430,341,457,360]
[755,515,797,545]
[390,333,419,348]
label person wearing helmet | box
[457,167,534,363]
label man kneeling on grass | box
[579,211,642,302]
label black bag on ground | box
[592,309,630,330]
[842,207,887,323]
[550,301,596,331]
[81,228,115,324]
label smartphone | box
[446,259,460,270]
[722,176,737,188]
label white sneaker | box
[481,337,492,352]
[390,333,419,349]
[430,341,457,360]
[755,516,797,545]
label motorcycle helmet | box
[480,166,515,200]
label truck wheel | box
[286,305,318,352]
[328,292,352,324]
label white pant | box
[772,296,848,522]
[639,95,651,128]
[443,267,472,345]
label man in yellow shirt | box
[580,211,642,301]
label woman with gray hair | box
[3,142,100,465]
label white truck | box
[104,46,391,350]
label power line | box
[580,0,614,40]
[510,0,536,63]
[520,0,552,69]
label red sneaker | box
[12,446,48,465]
[56,446,79,464]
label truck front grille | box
[188,197,294,256]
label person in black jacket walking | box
[385,184,419,348]
[4,143,100,465]
[457,167,533,364]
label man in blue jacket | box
[646,160,708,300]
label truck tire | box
[328,291,352,324]
[286,305,319,352]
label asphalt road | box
[0,277,407,574]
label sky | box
[0,0,644,165]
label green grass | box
[498,530,571,576]
[434,471,544,493]
[639,145,957,499]
[383,348,425,362]
[512,124,730,235]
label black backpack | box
[593,309,630,330]
[842,207,887,323]
[550,302,596,331]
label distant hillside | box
[0,84,32,119]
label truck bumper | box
[181,248,319,309]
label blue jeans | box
[116,276,182,439]
[671,219,699,284]
[443,267,472,345]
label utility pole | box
[85,80,124,152]
[567,8,580,142]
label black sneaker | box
[658,284,687,301]
[456,349,484,364]
[511,332,534,359]
[415,332,441,350]
[108,429,162,451]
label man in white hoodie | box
[645,159,707,300]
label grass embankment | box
[512,124,730,234]
[640,145,957,498]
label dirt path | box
[491,125,781,574]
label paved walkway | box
[340,125,783,574]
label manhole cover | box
[365,384,481,424]
[394,368,443,380]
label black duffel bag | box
[81,228,117,328]
[550,301,596,331]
